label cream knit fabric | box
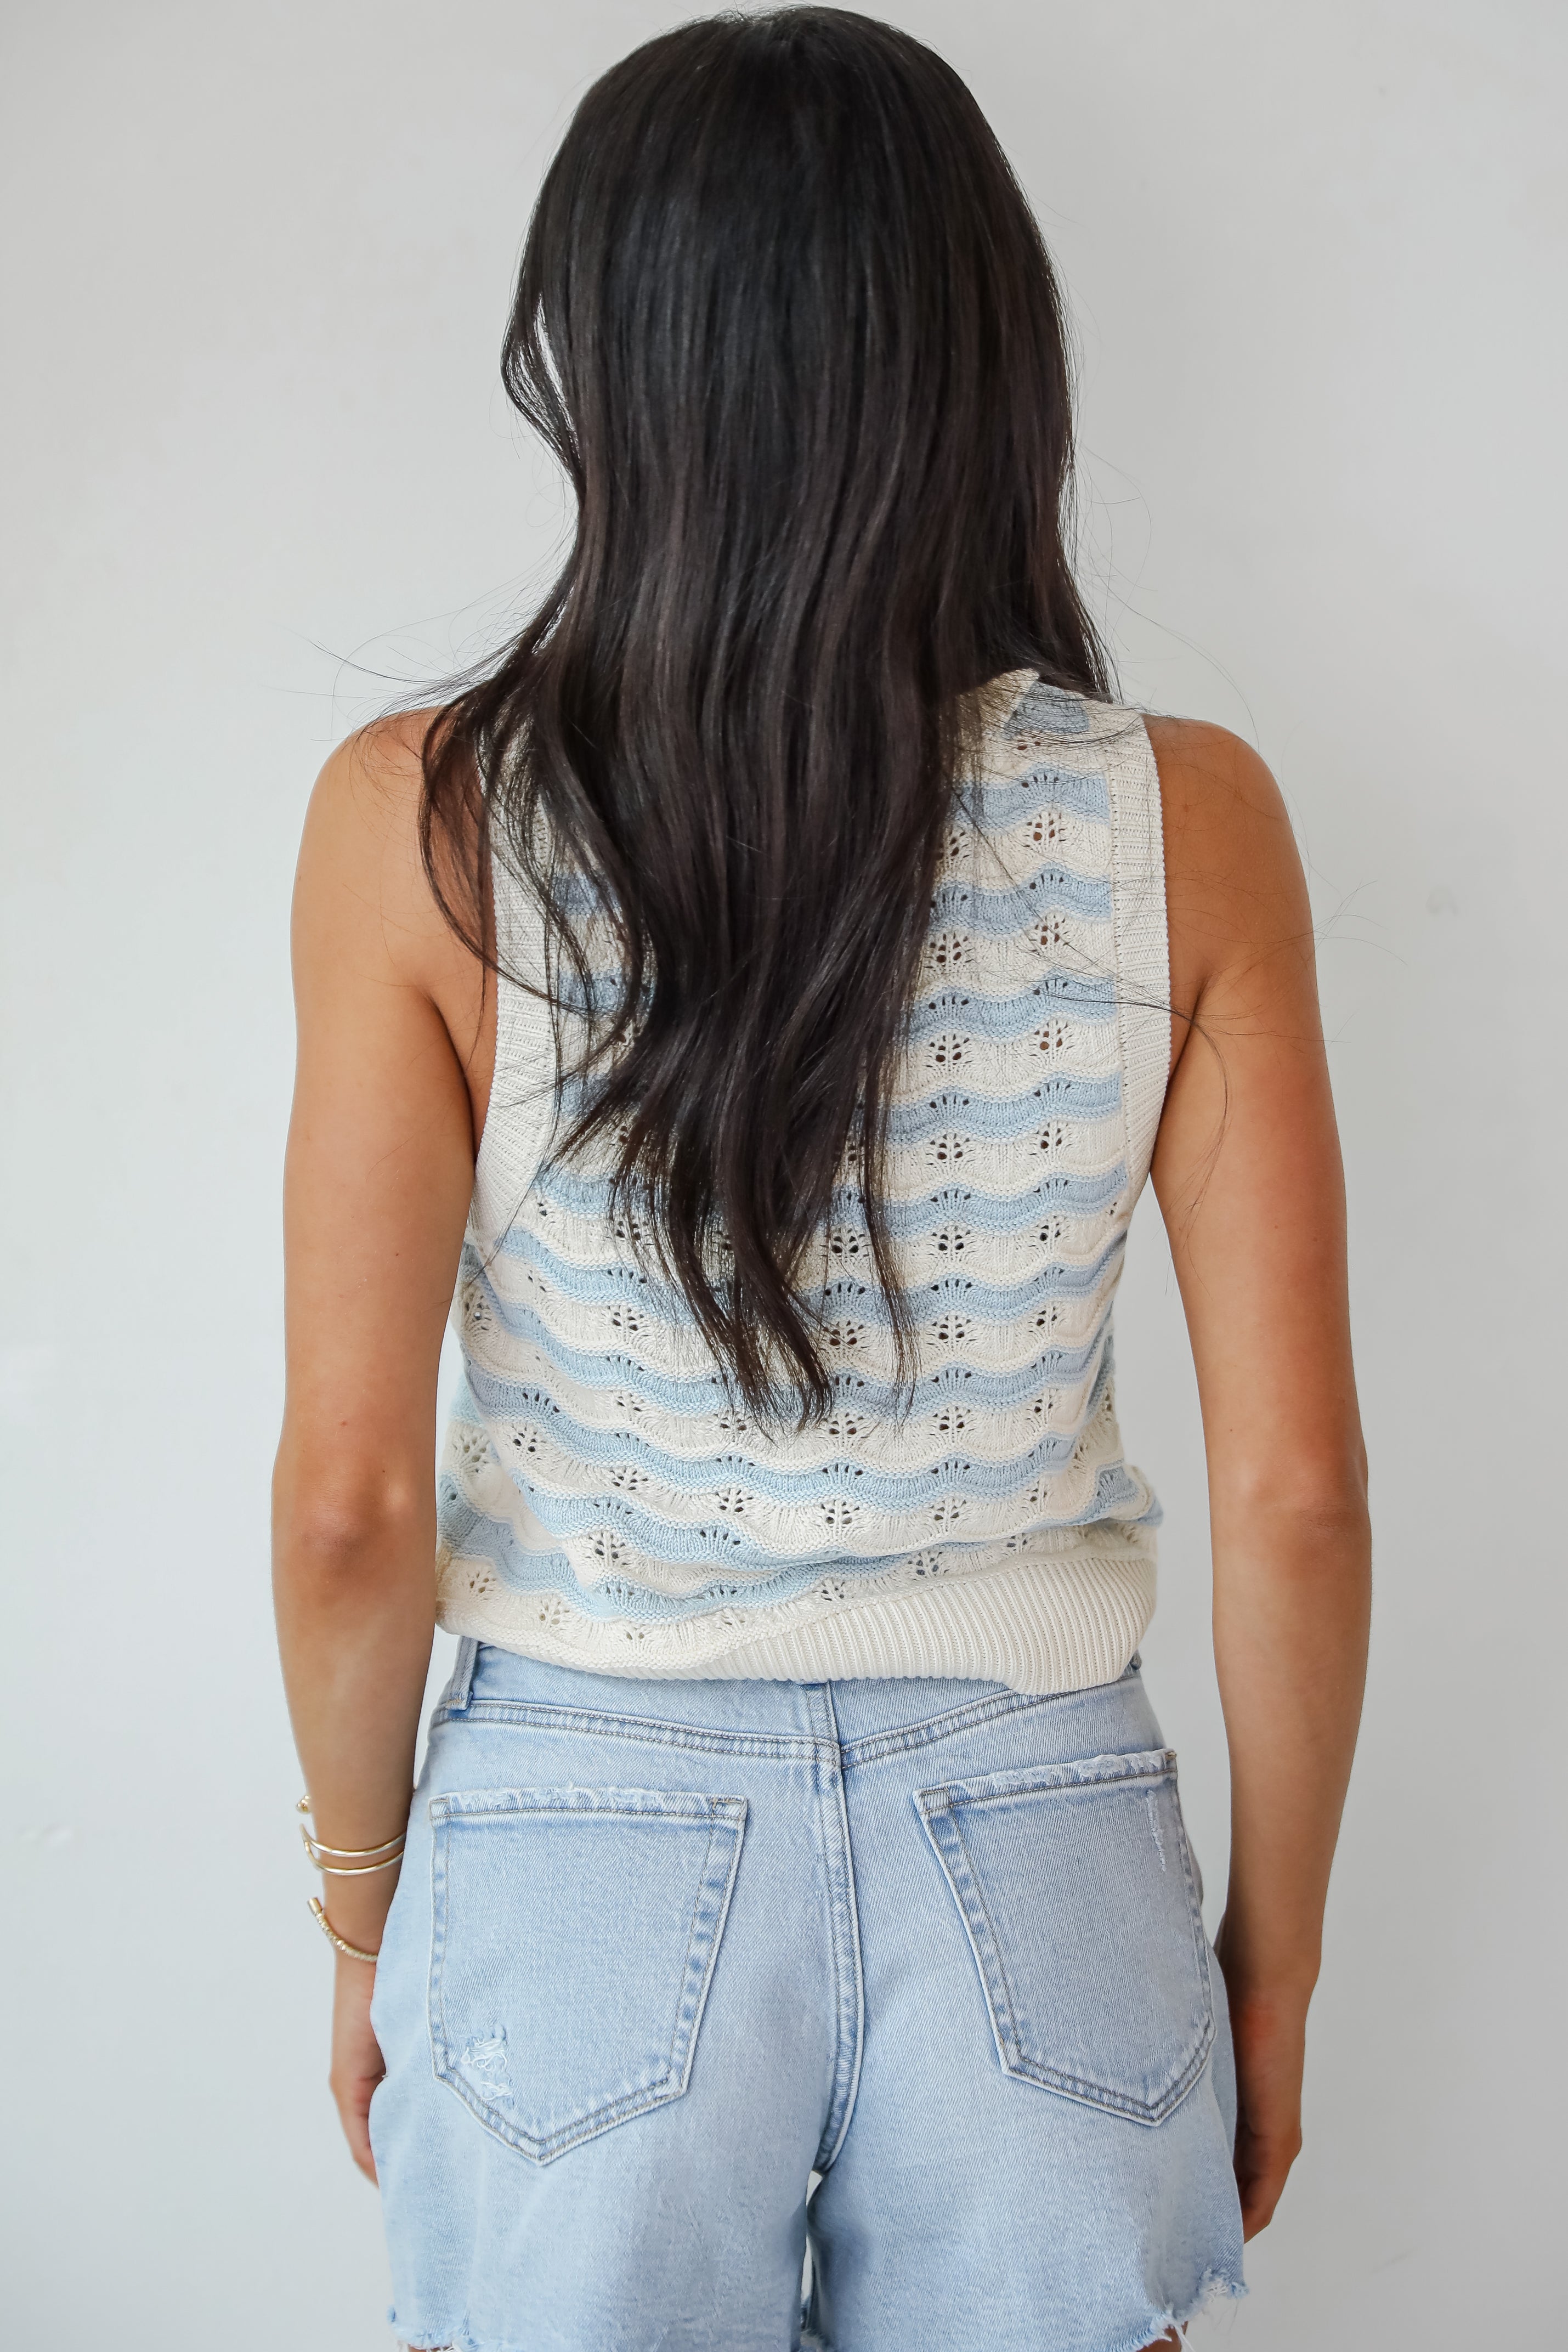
[434,672,1170,1693]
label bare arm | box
[273,717,489,2177]
[1148,718,1371,2240]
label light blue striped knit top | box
[434,672,1170,1694]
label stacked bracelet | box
[298,1792,411,1960]
[298,1822,406,1875]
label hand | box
[329,1953,385,2181]
[1215,1932,1309,2238]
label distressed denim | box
[370,1645,1244,2352]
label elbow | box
[1221,1449,1371,1554]
[273,1449,432,1591]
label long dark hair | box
[420,7,1110,1422]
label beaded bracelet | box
[308,1896,381,1964]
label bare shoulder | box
[1145,716,1312,992]
[1142,716,1316,1070]
[298,709,439,890]
[295,710,465,987]
[1146,716,1297,890]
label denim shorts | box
[369,1644,1245,2352]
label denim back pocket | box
[915,1747,1213,2126]
[428,1784,746,2163]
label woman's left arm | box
[273,720,480,2179]
[1147,717,1371,2238]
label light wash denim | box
[370,1644,1244,2352]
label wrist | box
[1213,1919,1319,2014]
[1222,1980,1314,2036]
[1215,1958,1317,2022]
[297,1789,407,1957]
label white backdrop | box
[3,2,1563,2342]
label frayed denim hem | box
[1111,2266,1249,2352]
[797,2266,1246,2352]
[396,2271,1245,2352]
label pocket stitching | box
[918,1745,1181,1810]
[666,1811,741,2091]
[427,1788,746,2163]
[915,1756,1214,2127]
[919,1804,1028,2082]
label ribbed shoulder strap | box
[469,827,560,1250]
[1102,711,1170,1190]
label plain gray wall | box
[2,1,1563,2342]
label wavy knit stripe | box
[438,675,1170,1694]
[478,1224,1128,1337]
[524,1157,1128,1233]
[456,1290,1116,1421]
[551,1068,1124,1147]
[468,1257,1116,1391]
[959,760,1110,826]
[557,838,1114,926]
[562,965,1119,1042]
[440,1447,1146,1589]
[457,1343,1119,1513]
[929,866,1111,929]
[437,1457,1147,1615]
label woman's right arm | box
[274,720,482,2176]
[1147,717,1372,2240]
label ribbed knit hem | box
[437,1548,1157,1697]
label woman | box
[274,12,1369,2349]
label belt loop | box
[796,1681,840,1752]
[441,1636,479,1715]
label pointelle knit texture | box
[433,671,1170,1693]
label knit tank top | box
[434,672,1170,1694]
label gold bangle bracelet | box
[303,1833,407,1861]
[298,1819,409,1863]
[299,1824,406,1868]
[309,1897,381,1964]
[311,1850,406,1878]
